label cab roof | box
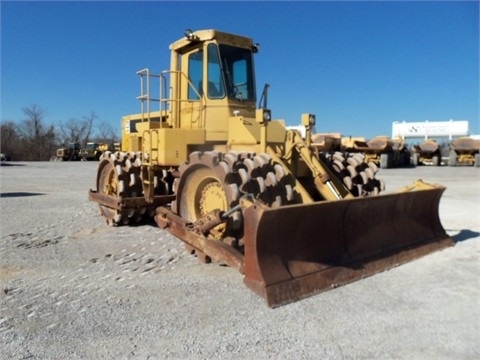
[169,29,254,52]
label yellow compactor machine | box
[89,29,453,307]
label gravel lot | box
[1,161,479,359]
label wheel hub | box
[199,182,227,237]
[200,182,227,215]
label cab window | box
[207,44,225,99]
[218,44,255,102]
[188,50,203,100]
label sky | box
[1,1,479,139]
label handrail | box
[136,68,161,123]
[136,68,204,129]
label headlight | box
[184,29,198,41]
[263,110,271,122]
[256,109,271,123]
[301,113,316,127]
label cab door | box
[179,48,205,130]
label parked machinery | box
[80,142,111,161]
[88,29,452,307]
[310,132,342,153]
[54,142,81,161]
[448,137,480,166]
[342,135,411,169]
[411,139,442,166]
[340,136,367,153]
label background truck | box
[54,142,81,161]
[411,139,442,166]
[340,136,367,153]
[80,142,110,161]
[88,29,452,307]
[448,137,480,166]
[341,135,411,168]
[310,132,342,153]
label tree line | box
[1,104,119,161]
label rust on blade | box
[241,187,453,308]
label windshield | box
[218,44,255,102]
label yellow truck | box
[448,137,480,166]
[80,142,110,161]
[411,139,442,166]
[54,142,81,161]
[342,136,411,169]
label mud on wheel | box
[171,151,298,246]
[326,151,385,196]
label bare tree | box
[82,111,96,144]
[18,104,47,140]
[17,105,56,161]
[58,111,97,146]
[96,120,118,143]
[58,118,86,144]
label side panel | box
[227,118,288,146]
[143,128,205,166]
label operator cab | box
[169,29,259,135]
[131,29,260,143]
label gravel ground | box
[1,161,479,359]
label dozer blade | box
[241,186,453,308]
